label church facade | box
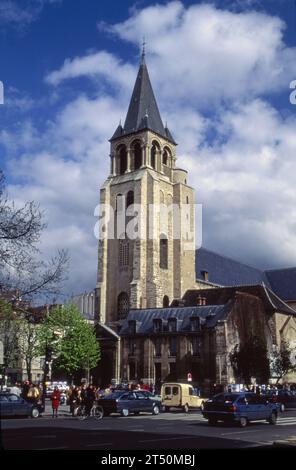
[94,52,296,389]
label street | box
[2,406,296,450]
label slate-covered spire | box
[110,50,176,144]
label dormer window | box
[153,319,162,333]
[201,270,209,281]
[168,318,177,332]
[128,320,136,335]
[190,316,200,332]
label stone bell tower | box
[96,49,196,330]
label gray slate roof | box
[110,55,176,144]
[182,284,296,316]
[265,268,296,302]
[196,247,296,302]
[120,304,230,336]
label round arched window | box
[163,295,170,308]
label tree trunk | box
[26,359,32,383]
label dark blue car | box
[97,390,162,417]
[0,393,42,418]
[202,392,279,427]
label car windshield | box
[213,393,240,403]
[102,392,125,399]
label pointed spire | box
[110,120,124,140]
[110,47,176,144]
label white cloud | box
[106,1,296,106]
[45,50,136,92]
[0,0,62,30]
[180,99,296,268]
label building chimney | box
[197,295,203,306]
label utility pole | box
[41,344,53,410]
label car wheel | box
[239,417,248,428]
[94,406,104,420]
[121,408,129,417]
[152,405,160,415]
[208,418,217,426]
[268,412,277,425]
[31,407,40,418]
[183,403,189,413]
[165,406,170,412]
[280,403,285,413]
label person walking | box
[70,386,79,416]
[21,381,30,400]
[50,386,61,418]
[10,382,21,396]
[27,383,40,405]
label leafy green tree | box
[230,336,270,384]
[0,301,22,381]
[18,318,42,383]
[39,304,101,382]
[270,341,296,384]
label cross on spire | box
[141,36,146,61]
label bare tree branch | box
[0,169,69,304]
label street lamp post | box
[41,344,53,410]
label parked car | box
[0,393,43,418]
[97,390,163,417]
[161,382,206,412]
[262,390,296,412]
[202,392,279,427]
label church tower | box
[96,50,196,330]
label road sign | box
[187,372,192,382]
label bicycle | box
[76,403,104,420]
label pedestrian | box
[104,384,112,395]
[27,383,40,405]
[10,382,21,396]
[21,381,30,399]
[50,386,61,418]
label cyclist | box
[84,385,96,416]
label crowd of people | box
[65,381,156,418]
[5,380,158,418]
[9,381,42,404]
[210,382,296,396]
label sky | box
[0,0,296,300]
